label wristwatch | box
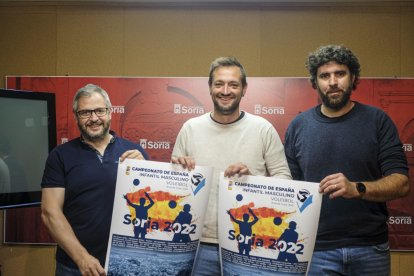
[356,182,366,198]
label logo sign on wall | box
[4,76,414,251]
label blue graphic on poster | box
[105,160,213,275]
[219,174,322,275]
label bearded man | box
[171,56,292,275]
[284,45,410,275]
[41,84,148,276]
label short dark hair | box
[306,45,361,90]
[208,56,247,88]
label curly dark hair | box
[306,45,361,90]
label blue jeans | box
[308,242,390,276]
[192,243,221,276]
[55,261,82,276]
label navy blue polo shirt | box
[41,132,148,268]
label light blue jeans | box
[192,243,221,276]
[308,242,390,276]
[55,261,82,276]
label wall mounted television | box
[0,89,56,209]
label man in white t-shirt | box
[171,56,292,275]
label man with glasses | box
[41,84,148,276]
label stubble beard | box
[78,120,110,142]
[212,94,241,116]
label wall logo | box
[191,173,206,195]
[139,139,170,150]
[403,144,413,152]
[296,189,312,213]
[111,105,125,114]
[254,104,285,115]
[173,104,204,114]
[388,216,412,225]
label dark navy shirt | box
[284,102,408,250]
[41,132,148,268]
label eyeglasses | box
[76,108,109,119]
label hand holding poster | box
[105,159,212,275]
[219,174,322,275]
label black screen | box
[0,89,56,208]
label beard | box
[211,94,242,116]
[317,85,352,111]
[78,119,110,142]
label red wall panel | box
[4,76,414,250]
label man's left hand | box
[120,150,145,162]
[319,173,358,199]
[224,162,251,177]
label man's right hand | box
[76,253,106,276]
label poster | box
[105,159,213,275]
[219,174,322,275]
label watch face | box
[357,182,366,193]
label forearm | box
[41,187,105,275]
[41,209,90,266]
[361,173,410,202]
[320,172,410,202]
[265,128,292,179]
[266,151,292,180]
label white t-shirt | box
[172,112,292,243]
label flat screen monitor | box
[0,89,56,209]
